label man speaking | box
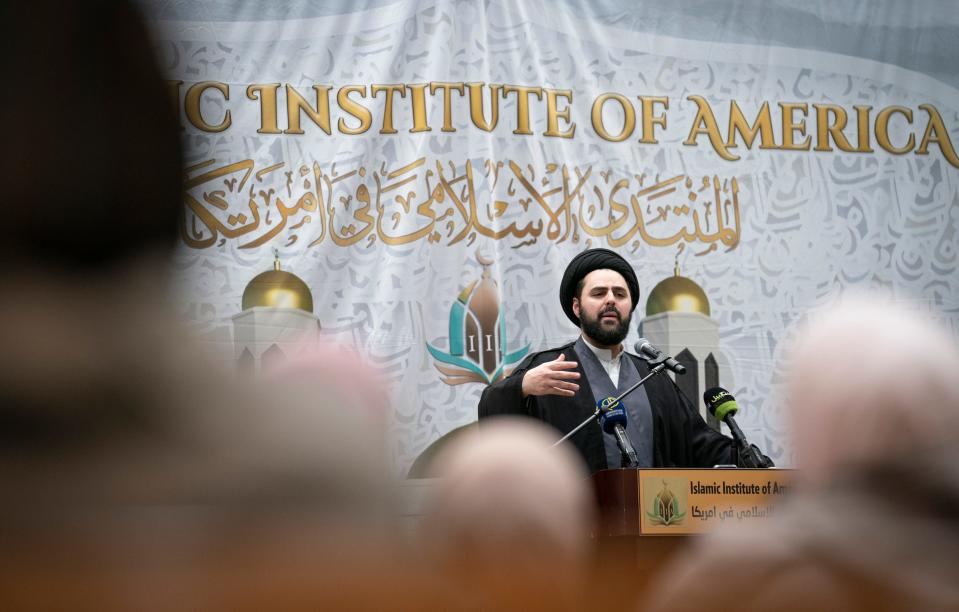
[478,248,738,473]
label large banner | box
[148,0,959,473]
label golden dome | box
[241,254,313,312]
[646,265,710,316]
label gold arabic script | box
[181,157,743,254]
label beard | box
[581,306,631,346]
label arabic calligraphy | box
[181,157,744,252]
[690,504,776,522]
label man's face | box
[572,269,632,347]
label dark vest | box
[574,337,654,468]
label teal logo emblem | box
[427,253,529,385]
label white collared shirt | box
[580,335,623,387]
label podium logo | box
[646,480,686,526]
[427,253,529,385]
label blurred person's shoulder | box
[646,450,959,612]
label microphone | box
[703,387,774,469]
[598,398,639,468]
[634,338,686,374]
[552,365,672,450]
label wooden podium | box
[588,467,793,603]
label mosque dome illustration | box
[241,256,314,312]
[232,252,321,373]
[646,266,710,317]
[638,263,730,429]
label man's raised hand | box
[521,353,581,398]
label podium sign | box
[638,469,793,535]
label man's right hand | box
[521,353,581,397]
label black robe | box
[478,341,738,473]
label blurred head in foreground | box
[0,0,181,274]
[644,295,959,612]
[787,294,959,483]
[0,0,394,512]
[0,0,187,457]
[0,2,403,609]
[423,418,593,610]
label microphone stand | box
[730,422,759,467]
[738,439,774,468]
[553,406,602,447]
[552,360,668,448]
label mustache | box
[600,305,620,317]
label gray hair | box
[786,293,959,482]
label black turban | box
[559,248,639,327]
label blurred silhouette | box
[422,417,594,612]
[0,0,191,505]
[644,295,959,612]
[0,1,181,271]
[786,296,959,486]
[0,3,418,611]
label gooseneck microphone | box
[598,399,638,468]
[634,338,686,374]
[703,387,774,469]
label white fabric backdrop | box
[146,0,959,472]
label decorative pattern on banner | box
[150,0,959,475]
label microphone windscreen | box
[634,338,656,358]
[703,386,738,421]
[598,398,628,434]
